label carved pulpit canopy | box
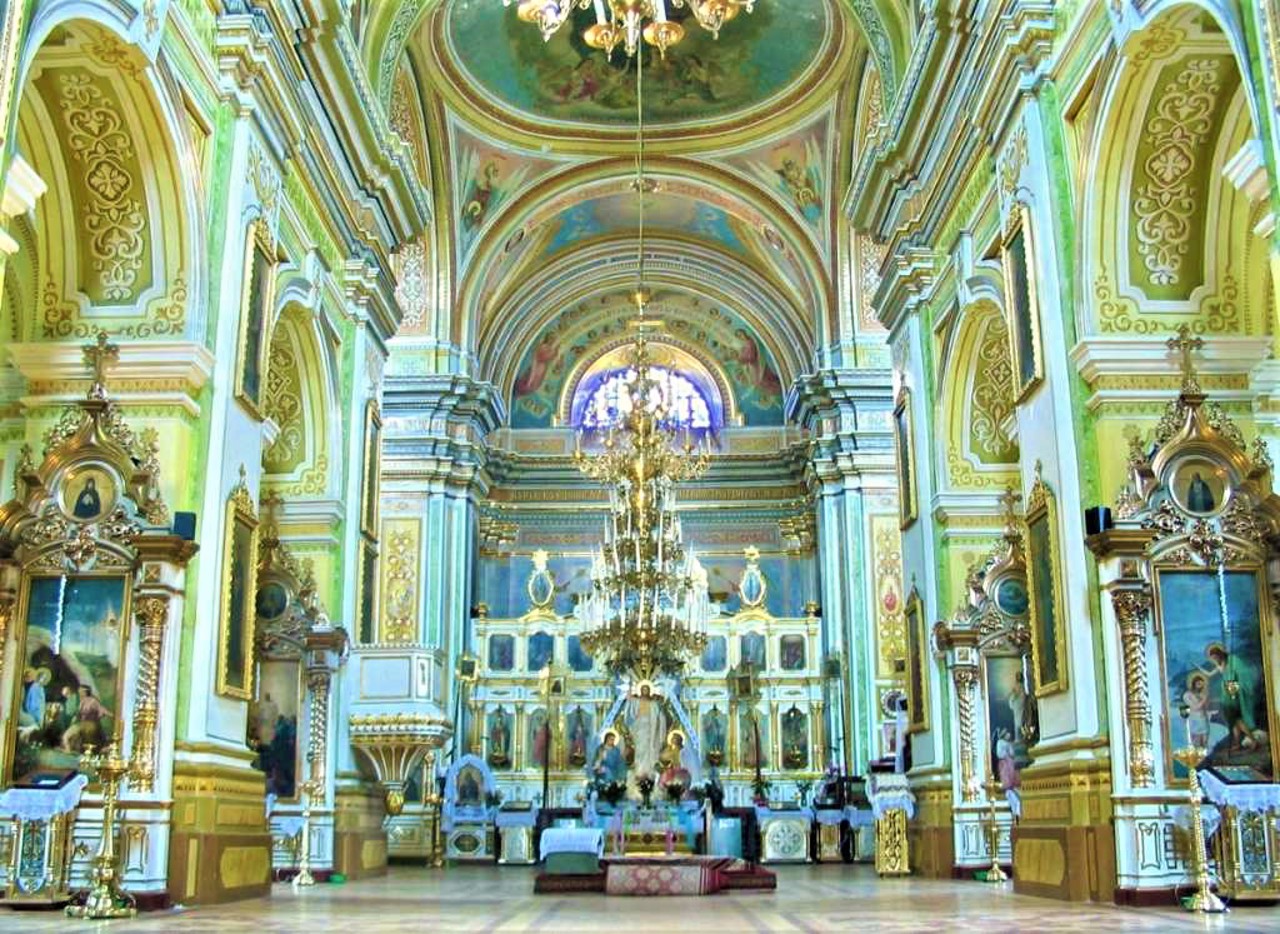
[0,333,188,572]
[255,494,348,662]
[1109,327,1279,564]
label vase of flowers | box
[664,781,685,804]
[595,779,627,807]
[637,775,656,810]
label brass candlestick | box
[983,778,1008,883]
[66,742,136,920]
[292,781,321,888]
[1172,746,1226,913]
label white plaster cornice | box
[6,341,215,417]
[1070,335,1271,410]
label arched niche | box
[1083,6,1268,338]
[3,20,197,343]
[261,301,338,499]
[935,298,1019,492]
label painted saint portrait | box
[527,631,553,672]
[61,466,117,523]
[456,765,484,807]
[1159,570,1274,781]
[1002,211,1042,399]
[219,489,259,699]
[249,660,299,799]
[702,706,727,769]
[905,592,928,732]
[781,706,808,770]
[740,631,766,669]
[739,708,769,770]
[235,225,275,412]
[701,635,727,672]
[780,635,806,671]
[994,576,1029,619]
[487,706,512,769]
[985,656,1034,791]
[894,390,916,528]
[12,576,127,780]
[528,708,550,769]
[255,580,290,622]
[488,634,514,672]
[1171,460,1229,518]
[567,707,592,767]
[567,634,593,673]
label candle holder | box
[65,742,136,920]
[1171,746,1226,914]
[292,780,321,888]
[982,778,1008,883]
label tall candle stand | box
[983,777,1008,883]
[1171,745,1226,913]
[66,742,136,920]
[292,780,321,888]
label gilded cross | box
[1166,324,1203,393]
[83,331,119,400]
[998,486,1021,522]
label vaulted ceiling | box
[360,0,910,424]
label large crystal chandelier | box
[572,35,710,680]
[507,0,755,59]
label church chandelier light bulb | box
[505,0,755,59]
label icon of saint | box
[73,477,102,519]
[1187,472,1215,513]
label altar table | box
[540,826,604,861]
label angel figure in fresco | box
[462,161,501,230]
[514,329,560,398]
[777,158,818,213]
[733,328,782,408]
[1200,642,1266,752]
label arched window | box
[577,366,713,430]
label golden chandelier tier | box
[575,335,711,681]
[508,0,755,58]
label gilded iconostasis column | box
[1107,574,1155,788]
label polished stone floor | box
[7,865,1278,932]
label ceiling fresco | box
[443,0,834,130]
[508,289,785,429]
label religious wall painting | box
[527,631,553,672]
[446,1,829,127]
[781,706,809,771]
[456,143,531,251]
[702,706,727,768]
[567,634,593,672]
[356,541,377,645]
[894,388,917,529]
[780,634,806,671]
[740,631,766,669]
[60,464,118,524]
[217,473,260,699]
[905,589,929,733]
[234,221,277,416]
[1169,456,1230,519]
[1001,204,1043,401]
[510,290,783,429]
[360,401,382,538]
[739,708,769,770]
[454,762,485,808]
[488,634,515,672]
[984,655,1033,791]
[255,579,289,623]
[1155,569,1275,782]
[249,659,300,800]
[701,635,727,672]
[735,127,826,229]
[1025,470,1067,696]
[10,575,129,781]
[527,708,549,769]
[567,707,593,767]
[487,705,513,769]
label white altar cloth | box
[540,826,604,861]
[1199,772,1280,813]
[0,774,88,821]
[868,774,916,819]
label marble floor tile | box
[4,865,1277,932]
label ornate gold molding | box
[130,595,169,793]
[305,667,331,789]
[1110,580,1155,787]
[953,666,980,803]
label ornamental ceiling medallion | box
[434,0,842,140]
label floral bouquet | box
[663,781,685,804]
[636,775,656,809]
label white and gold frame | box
[893,387,917,529]
[218,468,260,699]
[234,219,278,417]
[1001,202,1044,403]
[360,400,382,538]
[1024,464,1067,697]
[905,588,929,734]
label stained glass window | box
[579,366,712,429]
